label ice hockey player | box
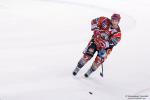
[73,13,121,77]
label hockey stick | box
[100,63,103,77]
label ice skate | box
[72,67,81,76]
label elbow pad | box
[91,18,99,31]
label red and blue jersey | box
[91,16,121,49]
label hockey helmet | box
[111,13,121,21]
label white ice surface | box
[0,0,150,100]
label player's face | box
[111,19,119,27]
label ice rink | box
[0,0,150,100]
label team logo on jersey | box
[102,19,107,29]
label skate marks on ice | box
[135,87,150,95]
[123,87,150,100]
[0,0,136,50]
[41,0,136,33]
[0,1,136,100]
[124,89,150,100]
[72,75,122,100]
